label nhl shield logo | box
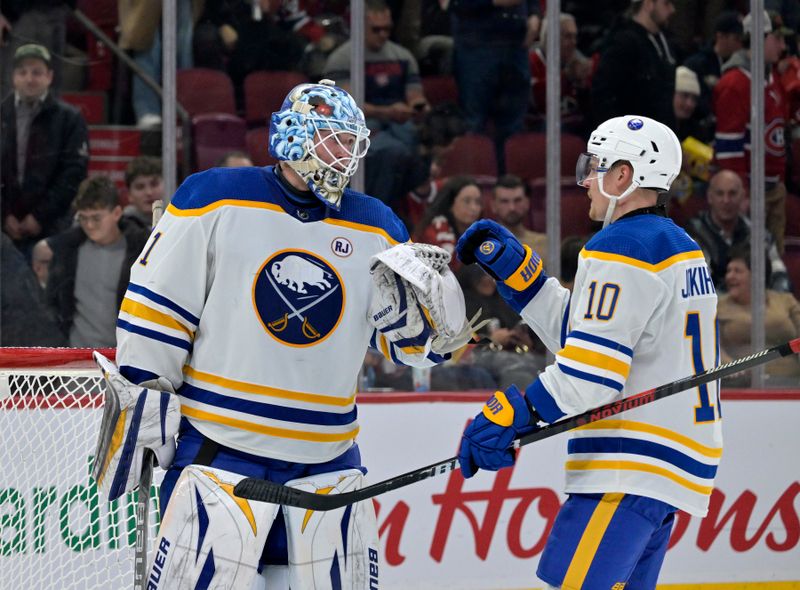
[253,249,345,346]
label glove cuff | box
[503,246,543,291]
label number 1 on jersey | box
[684,311,718,423]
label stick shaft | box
[234,338,800,510]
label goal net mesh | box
[0,348,161,589]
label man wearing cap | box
[0,43,88,254]
[591,0,678,130]
[713,10,790,253]
[684,11,744,122]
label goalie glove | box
[369,243,488,356]
[91,352,181,500]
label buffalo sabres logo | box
[479,240,496,256]
[253,250,345,346]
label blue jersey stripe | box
[179,383,358,426]
[526,379,566,423]
[119,364,161,386]
[568,330,634,357]
[127,283,200,326]
[568,437,718,480]
[557,362,625,392]
[117,319,193,351]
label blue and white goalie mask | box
[269,79,371,210]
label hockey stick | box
[234,338,800,510]
[133,450,154,590]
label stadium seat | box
[246,127,278,167]
[504,132,587,183]
[244,71,308,126]
[177,68,237,117]
[192,114,248,171]
[438,134,497,178]
[421,75,459,107]
[528,180,598,237]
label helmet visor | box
[575,152,604,186]
[308,117,370,178]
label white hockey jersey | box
[521,211,722,516]
[116,166,435,464]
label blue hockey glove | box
[458,384,540,479]
[456,219,547,312]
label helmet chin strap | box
[596,172,639,228]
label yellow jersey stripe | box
[184,366,356,407]
[558,345,631,379]
[120,298,194,338]
[575,420,723,458]
[562,492,624,589]
[167,200,283,217]
[323,217,402,245]
[580,248,706,272]
[566,460,714,495]
[182,406,359,442]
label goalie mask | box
[575,115,681,227]
[269,80,371,210]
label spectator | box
[458,264,544,389]
[45,176,151,347]
[123,156,164,229]
[713,10,790,253]
[591,0,677,130]
[559,234,588,291]
[717,243,800,385]
[324,0,430,206]
[674,65,711,141]
[31,238,52,290]
[216,150,254,167]
[491,174,547,263]
[683,11,744,125]
[119,0,203,128]
[400,152,444,229]
[685,169,790,292]
[414,175,483,271]
[0,233,65,346]
[0,1,72,97]
[0,43,88,255]
[529,13,592,135]
[450,0,540,171]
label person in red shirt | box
[713,10,790,253]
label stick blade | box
[234,478,349,511]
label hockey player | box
[456,115,722,589]
[92,80,475,588]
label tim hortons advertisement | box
[1,395,798,589]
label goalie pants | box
[536,492,676,590]
[159,418,367,568]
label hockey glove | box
[91,352,181,500]
[456,219,547,312]
[458,385,540,478]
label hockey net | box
[0,348,161,590]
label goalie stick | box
[234,337,800,511]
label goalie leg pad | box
[283,469,380,590]
[147,465,278,590]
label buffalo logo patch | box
[253,250,345,346]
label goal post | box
[0,347,162,589]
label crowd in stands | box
[2,0,800,386]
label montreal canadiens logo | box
[627,118,644,130]
[253,250,345,347]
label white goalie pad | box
[147,465,279,590]
[91,352,181,501]
[370,243,488,354]
[283,469,380,590]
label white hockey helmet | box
[576,115,682,226]
[269,79,370,210]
